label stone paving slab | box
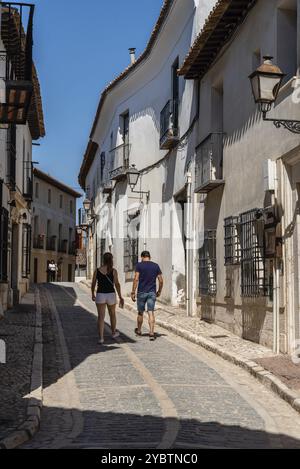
[22,283,300,449]
[0,289,42,448]
[123,296,300,388]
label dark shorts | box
[137,292,156,313]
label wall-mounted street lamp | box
[127,165,150,203]
[83,198,91,212]
[249,55,300,133]
[82,198,97,222]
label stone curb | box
[123,299,300,416]
[0,287,43,450]
[79,280,300,415]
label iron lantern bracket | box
[263,112,300,134]
[129,188,150,203]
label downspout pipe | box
[186,171,193,317]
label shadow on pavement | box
[22,406,300,449]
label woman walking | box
[91,253,124,344]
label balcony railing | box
[195,133,225,193]
[109,144,130,181]
[160,99,179,150]
[33,235,44,250]
[46,236,56,251]
[58,239,68,253]
[0,3,35,125]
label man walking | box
[131,251,163,341]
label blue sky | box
[31,0,164,195]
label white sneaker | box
[98,339,104,345]
[112,331,120,339]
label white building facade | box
[31,169,81,284]
[79,0,300,355]
[0,3,45,312]
[79,0,216,306]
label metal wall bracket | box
[263,113,300,134]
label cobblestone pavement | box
[0,291,36,441]
[23,283,300,449]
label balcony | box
[109,144,130,181]
[195,133,225,193]
[78,208,88,227]
[58,239,68,254]
[46,236,56,252]
[33,235,44,250]
[160,99,179,150]
[0,3,35,125]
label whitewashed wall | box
[85,0,217,302]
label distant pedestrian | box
[131,251,163,341]
[91,253,124,345]
[48,260,57,282]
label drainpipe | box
[273,164,280,354]
[186,171,193,317]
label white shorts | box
[95,293,117,306]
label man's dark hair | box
[141,251,151,259]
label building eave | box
[34,168,82,198]
[178,0,257,79]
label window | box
[48,189,51,204]
[277,1,298,83]
[0,180,8,282]
[59,194,63,209]
[121,111,130,164]
[240,209,270,297]
[70,200,73,214]
[22,224,32,278]
[211,81,223,133]
[124,237,139,273]
[100,152,106,182]
[7,124,16,190]
[35,182,39,199]
[23,160,33,200]
[224,217,241,265]
[172,57,179,130]
[199,230,217,296]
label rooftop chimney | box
[129,48,136,65]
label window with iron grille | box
[22,224,32,278]
[0,180,8,282]
[199,230,217,296]
[124,237,139,273]
[100,152,106,182]
[224,216,241,265]
[240,209,270,297]
[7,124,16,190]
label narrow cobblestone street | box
[16,283,300,449]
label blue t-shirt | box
[135,261,162,293]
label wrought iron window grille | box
[224,216,241,266]
[199,229,217,296]
[22,222,31,278]
[240,209,271,298]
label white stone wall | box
[85,0,217,303]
